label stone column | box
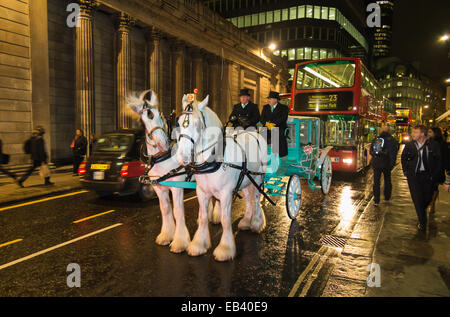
[75,0,97,155]
[192,49,204,99]
[207,54,220,115]
[115,13,134,129]
[172,40,185,115]
[146,28,163,105]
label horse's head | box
[176,94,210,166]
[126,90,169,155]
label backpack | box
[371,137,386,157]
[24,138,32,154]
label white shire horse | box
[176,95,268,261]
[126,90,191,253]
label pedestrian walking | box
[70,129,87,175]
[0,138,17,181]
[18,126,54,187]
[401,125,442,231]
[370,125,399,206]
[428,127,447,213]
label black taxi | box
[78,129,154,201]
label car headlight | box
[343,158,353,164]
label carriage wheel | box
[320,155,332,195]
[286,174,302,219]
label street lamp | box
[439,34,449,42]
[268,43,277,51]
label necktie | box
[422,145,428,172]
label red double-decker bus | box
[394,107,412,143]
[289,57,384,172]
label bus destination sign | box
[294,91,354,112]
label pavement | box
[322,165,450,297]
[0,165,82,206]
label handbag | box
[39,163,51,178]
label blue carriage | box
[264,116,333,219]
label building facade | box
[372,0,394,58]
[375,57,446,124]
[202,0,370,86]
[0,0,289,165]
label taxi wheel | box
[138,184,154,202]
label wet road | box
[0,170,374,296]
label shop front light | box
[343,158,353,164]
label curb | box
[0,183,84,208]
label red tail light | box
[120,162,129,177]
[78,161,87,175]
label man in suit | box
[261,91,289,158]
[401,125,442,231]
[229,88,261,130]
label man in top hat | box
[261,91,289,158]
[229,88,261,130]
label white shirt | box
[415,139,426,172]
[271,103,278,112]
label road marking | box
[73,210,115,224]
[183,195,197,202]
[0,239,23,249]
[288,248,322,297]
[0,190,89,213]
[298,247,333,297]
[0,223,122,272]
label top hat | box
[267,91,280,100]
[239,88,251,97]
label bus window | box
[325,116,356,146]
[296,60,356,90]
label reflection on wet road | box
[0,169,374,296]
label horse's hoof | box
[155,233,173,246]
[213,244,235,262]
[250,219,266,233]
[187,241,209,256]
[170,238,190,253]
[238,218,251,230]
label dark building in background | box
[202,0,370,87]
[372,0,394,58]
[374,57,446,124]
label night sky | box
[391,0,450,85]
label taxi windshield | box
[94,135,133,152]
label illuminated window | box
[289,6,297,20]
[329,7,336,20]
[273,50,280,56]
[297,47,304,59]
[321,7,328,19]
[266,11,273,23]
[397,81,402,86]
[244,15,251,27]
[251,14,258,26]
[298,5,305,18]
[312,48,319,60]
[259,12,266,25]
[282,8,289,21]
[320,48,327,59]
[281,50,287,58]
[288,49,296,60]
[306,5,313,18]
[274,10,281,22]
[305,47,312,59]
[314,6,321,19]
[238,16,244,28]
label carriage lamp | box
[120,163,129,177]
[343,158,353,164]
[78,161,87,175]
